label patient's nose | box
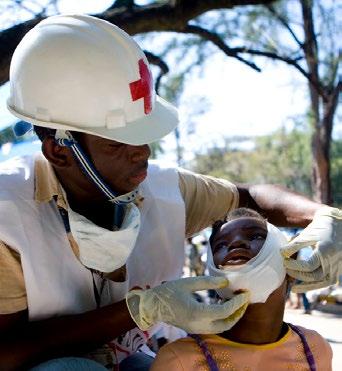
[228,238,250,250]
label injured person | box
[151,208,332,371]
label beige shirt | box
[0,156,238,314]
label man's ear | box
[41,136,73,168]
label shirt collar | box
[34,153,67,209]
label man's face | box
[211,217,267,267]
[75,133,151,194]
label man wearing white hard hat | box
[0,14,340,370]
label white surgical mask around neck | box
[68,202,141,273]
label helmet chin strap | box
[55,130,138,229]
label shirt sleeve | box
[178,168,239,237]
[0,241,28,314]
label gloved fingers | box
[291,278,333,293]
[214,291,250,319]
[210,300,249,333]
[316,206,342,219]
[281,239,318,259]
[283,253,321,272]
[126,290,151,331]
[286,266,324,282]
[224,297,249,323]
[176,276,229,292]
[200,291,249,321]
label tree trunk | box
[311,121,332,204]
[301,0,334,205]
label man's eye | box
[109,143,124,149]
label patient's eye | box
[252,233,265,240]
[213,243,227,251]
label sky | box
[0,0,340,165]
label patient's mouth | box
[221,249,252,267]
[229,257,249,264]
[220,258,249,267]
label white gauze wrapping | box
[207,222,288,303]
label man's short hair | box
[33,125,56,142]
[226,207,265,222]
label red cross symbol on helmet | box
[129,58,153,115]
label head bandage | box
[207,222,288,303]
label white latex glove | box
[281,207,342,293]
[126,276,250,334]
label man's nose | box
[129,144,151,162]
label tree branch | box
[0,0,274,86]
[322,80,341,138]
[144,50,169,94]
[182,25,262,72]
[241,47,326,100]
[182,24,327,99]
[326,53,339,91]
[107,0,136,11]
[300,0,322,115]
[14,1,39,16]
[265,4,304,49]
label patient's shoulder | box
[151,336,206,371]
[294,325,330,346]
[291,325,332,370]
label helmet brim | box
[7,95,178,145]
[90,96,179,145]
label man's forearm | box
[0,300,135,370]
[237,184,323,227]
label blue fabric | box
[30,353,154,371]
[30,357,107,371]
[13,121,32,137]
[119,352,154,371]
[302,293,311,311]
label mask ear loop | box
[55,130,138,228]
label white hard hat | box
[7,14,178,145]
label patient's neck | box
[221,282,287,345]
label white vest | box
[0,155,185,321]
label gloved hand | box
[281,207,342,293]
[126,276,250,334]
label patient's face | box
[211,217,267,267]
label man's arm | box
[237,183,322,227]
[0,301,135,370]
[1,277,252,371]
[238,183,341,292]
